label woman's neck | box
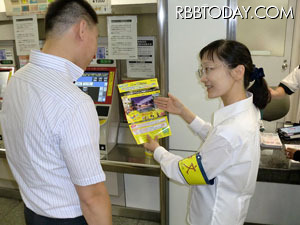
[221,87,247,106]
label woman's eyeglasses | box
[197,64,224,78]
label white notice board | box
[168,0,227,151]
[127,36,155,78]
[13,15,39,56]
[107,16,138,60]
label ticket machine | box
[0,45,17,189]
[75,45,123,203]
[0,46,16,149]
[75,56,119,156]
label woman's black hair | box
[200,39,271,109]
[45,0,98,38]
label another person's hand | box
[143,135,160,152]
[154,93,185,116]
[268,86,286,99]
[285,148,298,159]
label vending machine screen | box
[75,71,109,103]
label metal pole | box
[157,1,169,224]
[227,0,237,40]
[157,0,168,97]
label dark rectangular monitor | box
[96,106,109,117]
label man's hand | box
[286,148,298,160]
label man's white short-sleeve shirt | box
[0,50,106,218]
[280,66,300,93]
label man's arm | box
[75,182,112,225]
[270,66,300,99]
[269,86,286,99]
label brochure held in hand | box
[118,78,172,144]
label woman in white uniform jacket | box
[144,40,271,225]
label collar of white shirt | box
[213,92,256,127]
[29,50,84,82]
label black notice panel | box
[96,106,109,117]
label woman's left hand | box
[143,135,160,152]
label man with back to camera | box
[0,0,112,224]
[269,65,300,162]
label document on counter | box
[13,15,40,56]
[118,78,171,144]
[126,36,155,78]
[260,132,282,149]
[278,125,300,140]
[107,16,138,60]
[285,144,300,150]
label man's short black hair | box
[45,0,98,38]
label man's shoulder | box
[17,65,92,108]
[48,82,93,110]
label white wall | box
[168,150,192,225]
[246,182,300,225]
[168,1,227,224]
[0,1,6,12]
[168,0,226,151]
[124,174,160,210]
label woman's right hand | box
[154,93,185,116]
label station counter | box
[1,139,300,225]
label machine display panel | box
[0,67,14,99]
[75,67,116,104]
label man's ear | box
[231,65,245,81]
[78,19,88,41]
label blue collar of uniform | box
[29,50,84,82]
[213,92,255,127]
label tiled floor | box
[0,197,159,225]
[0,197,268,225]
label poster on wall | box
[87,0,111,14]
[107,16,138,60]
[13,15,40,56]
[4,0,110,16]
[4,0,52,16]
[127,36,155,78]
